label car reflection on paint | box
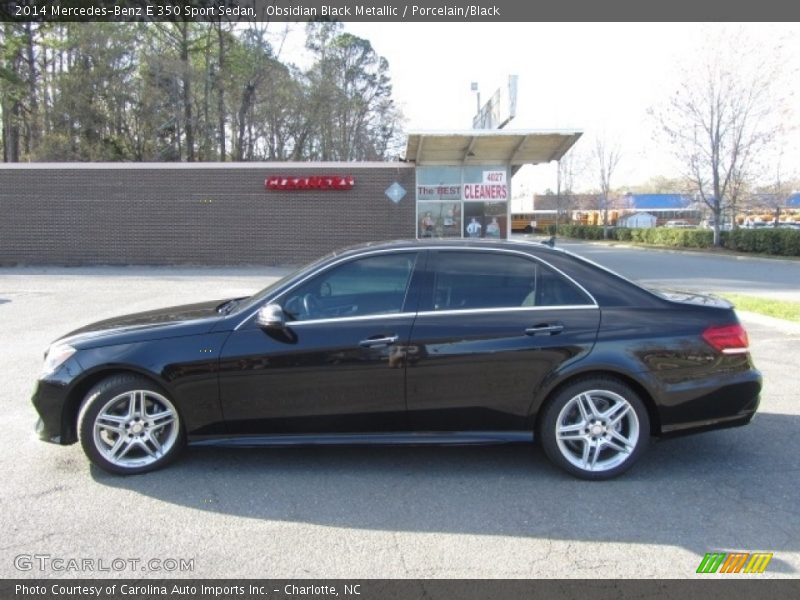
[32,239,761,479]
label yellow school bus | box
[511,213,537,232]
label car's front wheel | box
[539,377,649,480]
[77,375,184,475]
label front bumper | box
[35,417,61,444]
[31,378,75,445]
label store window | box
[416,166,510,240]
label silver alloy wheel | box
[92,390,179,469]
[554,389,640,473]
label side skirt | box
[189,431,534,448]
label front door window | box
[281,253,419,321]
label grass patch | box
[720,293,800,323]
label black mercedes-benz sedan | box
[32,240,761,479]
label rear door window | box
[430,251,593,311]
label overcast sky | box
[278,22,800,194]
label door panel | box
[218,316,414,434]
[218,251,422,434]
[406,308,600,430]
[406,250,600,431]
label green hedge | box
[723,228,800,256]
[553,225,800,257]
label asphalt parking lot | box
[1,257,799,579]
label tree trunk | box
[713,206,722,247]
[1,96,11,162]
[179,25,195,162]
[235,82,254,161]
[216,24,226,161]
[712,155,723,247]
[602,195,610,239]
[7,100,21,162]
[200,36,212,161]
[2,23,21,161]
[24,22,39,154]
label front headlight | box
[41,344,76,378]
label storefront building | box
[407,130,581,240]
[0,130,580,266]
[0,162,414,266]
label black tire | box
[538,377,649,480]
[523,225,533,233]
[77,375,185,475]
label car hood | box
[57,299,229,349]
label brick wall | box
[0,163,416,266]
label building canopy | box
[405,130,582,166]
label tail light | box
[702,324,749,354]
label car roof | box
[329,238,568,259]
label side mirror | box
[255,304,286,329]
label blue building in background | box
[621,193,702,226]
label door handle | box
[359,335,399,348]
[525,324,564,336]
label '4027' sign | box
[265,175,355,191]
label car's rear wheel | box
[539,377,649,480]
[77,375,184,475]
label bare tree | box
[651,28,793,245]
[763,150,796,226]
[592,135,621,239]
[554,144,585,233]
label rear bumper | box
[659,399,759,437]
[654,367,762,437]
